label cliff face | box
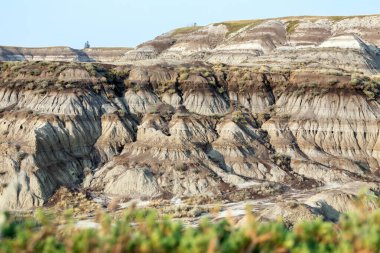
[0,61,379,210]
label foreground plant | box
[0,198,379,253]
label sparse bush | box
[203,71,211,77]
[179,72,189,81]
[281,113,291,119]
[92,84,101,93]
[40,80,49,89]
[217,86,225,94]
[286,20,300,34]
[48,63,58,72]
[84,63,97,76]
[308,82,318,88]
[30,69,42,76]
[350,75,380,100]
[363,89,376,100]
[10,63,24,72]
[271,153,291,169]
[54,82,64,89]
[174,162,188,172]
[65,83,74,89]
[117,109,126,117]
[132,85,140,92]
[311,90,321,97]
[294,87,306,96]
[110,67,130,77]
[350,78,360,86]
[25,82,35,90]
[232,111,248,124]
[327,79,339,86]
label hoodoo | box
[0,15,379,223]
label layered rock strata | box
[0,61,379,210]
[1,15,380,74]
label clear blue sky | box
[1,0,379,49]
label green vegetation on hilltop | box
[212,14,378,36]
[327,16,351,22]
[172,26,203,36]
[215,20,264,35]
[0,195,380,253]
[286,20,300,34]
[324,15,374,23]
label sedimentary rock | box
[0,14,379,211]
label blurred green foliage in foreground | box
[0,195,380,253]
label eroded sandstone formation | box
[0,60,379,210]
[0,14,379,212]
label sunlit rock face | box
[0,14,380,211]
[0,60,379,210]
[121,15,380,74]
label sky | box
[1,0,380,49]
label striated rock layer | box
[0,47,132,64]
[0,61,379,210]
[1,15,380,74]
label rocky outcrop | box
[256,181,379,225]
[304,182,380,221]
[0,62,136,209]
[259,202,321,227]
[0,37,380,210]
[91,166,161,198]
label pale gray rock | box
[103,166,161,198]
[259,202,321,226]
